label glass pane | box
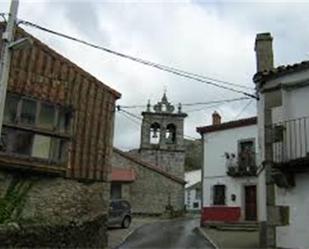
[38,103,55,129]
[32,135,51,159]
[9,129,33,155]
[51,138,67,163]
[58,109,70,132]
[4,95,19,123]
[21,99,37,125]
[0,128,8,152]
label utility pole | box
[0,0,19,137]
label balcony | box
[226,152,257,177]
[271,116,309,172]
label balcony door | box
[244,185,257,221]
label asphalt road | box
[116,218,214,249]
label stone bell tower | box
[139,93,187,179]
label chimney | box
[255,33,274,73]
[212,111,221,125]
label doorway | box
[244,185,257,221]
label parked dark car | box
[108,199,132,228]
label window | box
[238,139,255,168]
[57,109,71,133]
[0,93,72,165]
[32,135,51,159]
[38,103,55,129]
[150,123,160,144]
[20,99,37,125]
[213,185,226,205]
[4,95,19,123]
[193,202,199,208]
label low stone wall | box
[0,215,107,248]
[0,170,110,248]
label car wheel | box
[122,216,131,228]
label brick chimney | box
[212,111,221,125]
[255,33,274,73]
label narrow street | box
[116,218,214,249]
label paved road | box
[116,218,214,249]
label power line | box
[118,97,250,110]
[234,99,254,119]
[18,19,257,99]
[118,108,198,140]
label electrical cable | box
[234,99,254,119]
[18,19,257,99]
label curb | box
[195,227,219,249]
[111,218,162,249]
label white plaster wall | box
[276,173,309,249]
[203,176,257,211]
[185,170,201,188]
[204,124,258,178]
[185,188,201,210]
[202,124,258,218]
[283,86,309,120]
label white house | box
[254,33,309,249]
[185,169,201,211]
[197,112,258,225]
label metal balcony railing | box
[226,152,257,177]
[272,116,309,164]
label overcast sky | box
[1,0,309,150]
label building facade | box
[197,112,258,225]
[254,32,309,249]
[111,148,185,215]
[139,93,187,180]
[0,23,120,248]
[185,169,201,211]
[110,94,187,215]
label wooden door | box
[245,185,257,221]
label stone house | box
[111,148,185,214]
[254,33,309,249]
[111,94,187,214]
[197,112,258,225]
[0,23,120,248]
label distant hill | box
[184,139,202,172]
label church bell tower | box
[139,93,187,179]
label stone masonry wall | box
[112,151,184,215]
[0,170,109,248]
[138,149,185,180]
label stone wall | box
[0,170,109,248]
[138,149,185,180]
[112,151,184,215]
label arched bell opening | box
[165,123,176,144]
[150,122,161,144]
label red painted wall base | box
[202,206,241,224]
